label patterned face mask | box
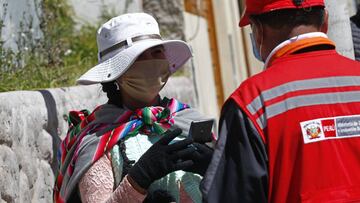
[118,59,171,103]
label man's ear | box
[320,9,329,33]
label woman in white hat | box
[54,13,214,203]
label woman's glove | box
[183,142,214,176]
[128,129,195,189]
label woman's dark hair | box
[250,6,325,29]
[101,81,123,107]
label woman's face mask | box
[117,59,170,103]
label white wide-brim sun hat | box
[77,13,192,85]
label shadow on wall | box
[38,90,61,173]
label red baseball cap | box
[239,0,325,27]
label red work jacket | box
[231,36,360,202]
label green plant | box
[0,0,98,92]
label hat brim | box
[239,12,250,27]
[77,39,192,85]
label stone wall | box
[0,77,195,203]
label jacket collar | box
[264,32,336,69]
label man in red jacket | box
[201,0,360,202]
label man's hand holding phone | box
[188,119,214,143]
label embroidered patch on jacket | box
[300,115,360,144]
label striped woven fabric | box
[351,19,360,61]
[54,97,189,203]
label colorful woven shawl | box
[54,97,189,203]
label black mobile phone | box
[189,119,214,143]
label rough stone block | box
[0,145,19,203]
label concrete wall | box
[326,0,355,59]
[211,0,250,99]
[184,12,220,120]
[143,0,185,40]
[0,77,196,203]
[69,0,142,26]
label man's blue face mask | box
[249,33,264,62]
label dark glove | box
[128,128,196,189]
[183,143,213,176]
